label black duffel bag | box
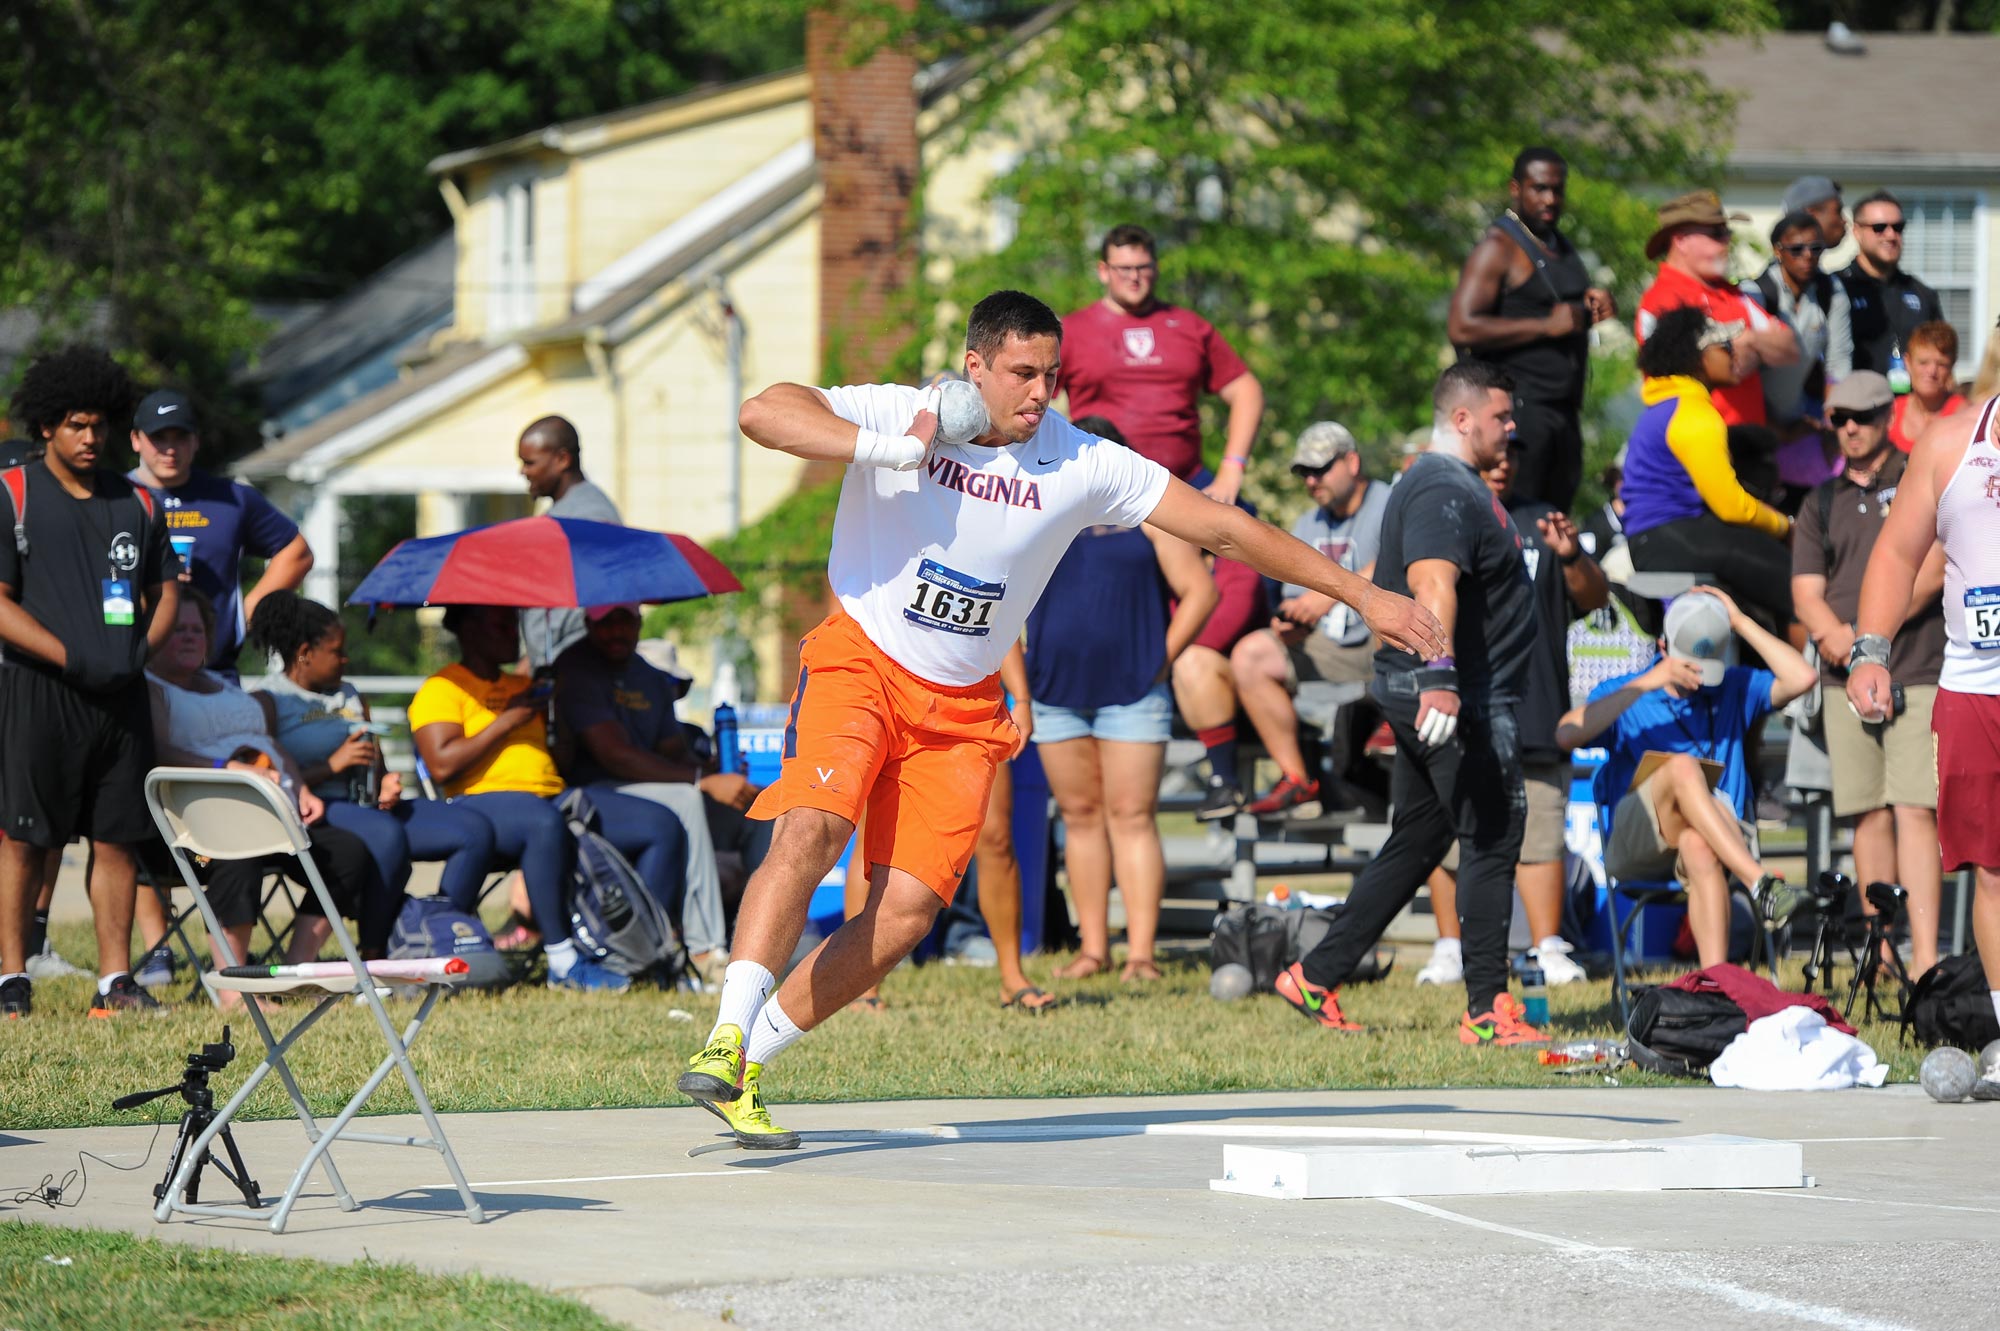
[1210,903,1393,993]
[1904,952,2000,1051]
[1626,985,1746,1077]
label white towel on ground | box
[1709,1006,1889,1091]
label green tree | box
[927,0,1772,482]
[0,0,802,459]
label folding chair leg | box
[237,992,360,1213]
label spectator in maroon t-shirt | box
[1060,224,1264,502]
[1064,225,1268,773]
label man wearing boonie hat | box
[1556,586,1815,967]
[1636,190,1800,435]
[1792,369,1947,977]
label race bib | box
[904,558,1004,636]
[1967,586,2000,649]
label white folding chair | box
[143,767,486,1234]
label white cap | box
[1663,593,1731,686]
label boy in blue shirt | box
[1556,587,1815,966]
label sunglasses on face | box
[1778,243,1827,257]
[1860,220,1907,234]
[1106,263,1157,277]
[1291,461,1336,480]
[1830,409,1885,428]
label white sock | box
[744,997,805,1068]
[96,971,130,996]
[544,939,578,978]
[1431,937,1461,961]
[713,960,775,1040]
[1537,935,1570,956]
[2,971,27,986]
[1991,991,2000,1027]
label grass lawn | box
[5,919,1928,1134]
[0,1221,620,1331]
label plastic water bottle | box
[1538,1040,1624,1068]
[712,702,741,776]
[1520,952,1549,1026]
[1887,343,1912,395]
[1267,883,1302,911]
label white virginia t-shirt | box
[818,383,1173,686]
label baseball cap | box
[1825,371,1893,414]
[1291,421,1358,471]
[585,602,642,623]
[1663,592,1732,687]
[135,390,198,436]
[1781,175,1841,214]
[0,438,37,469]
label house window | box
[1900,192,1984,377]
[488,177,535,334]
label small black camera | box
[1812,870,1851,913]
[188,1032,236,1073]
[1865,880,1907,920]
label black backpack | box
[1904,953,2000,1051]
[1625,986,1746,1077]
[1209,903,1392,992]
[560,788,685,984]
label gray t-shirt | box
[1282,479,1389,647]
[525,478,624,668]
[554,640,683,787]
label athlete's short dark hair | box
[1433,360,1515,418]
[9,345,136,443]
[1098,224,1156,260]
[966,290,1063,360]
[1770,210,1823,247]
[1636,306,1708,380]
[1511,147,1567,181]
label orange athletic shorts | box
[749,612,1017,901]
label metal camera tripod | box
[1846,882,1914,1024]
[112,1027,261,1210]
[1797,871,1851,997]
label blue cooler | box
[742,728,854,938]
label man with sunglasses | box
[1791,371,1946,977]
[1220,422,1388,819]
[1744,211,1853,434]
[1839,191,1944,380]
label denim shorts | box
[1032,682,1174,745]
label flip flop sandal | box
[1053,953,1108,980]
[1001,985,1055,1013]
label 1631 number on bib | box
[1967,586,2000,650]
[904,558,1004,636]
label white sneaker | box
[1414,944,1463,986]
[25,942,86,981]
[1538,947,1588,986]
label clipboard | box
[1629,749,1722,794]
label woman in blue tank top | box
[1028,417,1218,983]
[249,592,496,910]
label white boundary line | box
[467,1170,768,1188]
[784,1123,1598,1146]
[1378,1196,1916,1331]
[1723,1188,2000,1216]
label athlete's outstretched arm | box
[739,383,938,470]
[1145,476,1448,660]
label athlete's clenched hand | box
[1360,585,1448,661]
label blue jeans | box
[324,797,496,904]
[453,789,690,947]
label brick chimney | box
[809,0,919,384]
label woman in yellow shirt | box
[409,605,688,992]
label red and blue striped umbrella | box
[347,515,740,609]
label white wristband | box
[853,428,929,471]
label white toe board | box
[1211,1133,1805,1200]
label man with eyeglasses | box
[1059,224,1264,505]
[1839,190,1944,381]
[1447,147,1617,511]
[1791,371,1946,977]
[1218,422,1388,819]
[1744,211,1853,436]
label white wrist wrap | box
[853,428,929,471]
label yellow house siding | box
[569,99,811,300]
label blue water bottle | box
[713,703,741,776]
[1521,952,1549,1027]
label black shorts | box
[0,665,156,847]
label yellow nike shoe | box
[695,1061,800,1150]
[677,1024,745,1103]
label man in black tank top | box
[1448,148,1617,512]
